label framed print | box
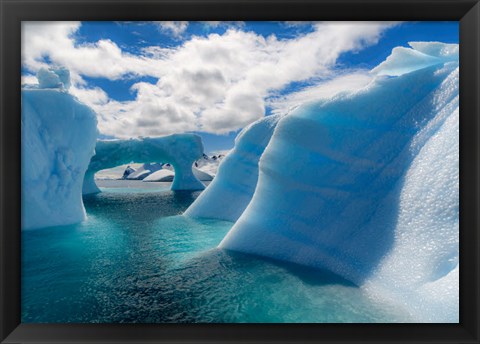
[1,0,479,343]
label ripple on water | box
[22,182,413,323]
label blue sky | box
[22,21,458,153]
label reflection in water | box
[22,181,412,323]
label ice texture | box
[83,134,205,194]
[195,154,226,176]
[372,41,458,76]
[187,42,459,322]
[193,167,214,181]
[184,115,281,222]
[143,169,175,182]
[125,163,163,180]
[22,82,98,230]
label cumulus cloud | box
[22,21,396,138]
[155,21,189,38]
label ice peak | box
[372,41,458,76]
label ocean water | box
[22,180,413,323]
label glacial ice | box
[141,166,213,183]
[125,163,163,180]
[195,154,226,177]
[193,167,214,181]
[143,169,175,182]
[22,70,98,230]
[184,115,281,222]
[187,42,459,322]
[83,135,205,194]
[372,41,458,76]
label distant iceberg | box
[22,68,98,230]
[83,135,206,194]
[143,169,175,182]
[124,163,163,180]
[186,42,459,322]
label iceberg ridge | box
[186,42,459,322]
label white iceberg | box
[143,169,175,182]
[195,153,227,176]
[372,41,458,76]
[124,162,163,180]
[193,167,214,181]
[22,68,98,230]
[142,166,213,183]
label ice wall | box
[22,68,98,230]
[187,42,458,322]
[83,134,205,194]
[184,115,281,222]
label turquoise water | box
[22,181,412,323]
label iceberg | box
[22,68,98,230]
[184,115,281,222]
[83,134,205,194]
[125,162,163,180]
[121,165,137,179]
[193,167,214,181]
[143,169,175,182]
[195,153,227,176]
[142,166,212,183]
[186,42,459,322]
[372,41,458,76]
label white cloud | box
[156,21,189,38]
[70,86,109,106]
[22,21,396,138]
[21,74,38,85]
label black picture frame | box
[1,0,479,343]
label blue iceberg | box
[83,135,206,194]
[22,68,98,230]
[185,115,281,221]
[187,42,459,322]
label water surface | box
[22,180,412,323]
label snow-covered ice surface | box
[142,166,212,182]
[195,154,226,176]
[143,169,175,182]
[185,115,281,222]
[372,42,458,76]
[22,69,98,230]
[193,167,214,181]
[187,42,459,322]
[83,134,205,194]
[125,163,163,180]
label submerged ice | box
[186,42,459,322]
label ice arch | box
[83,134,205,194]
